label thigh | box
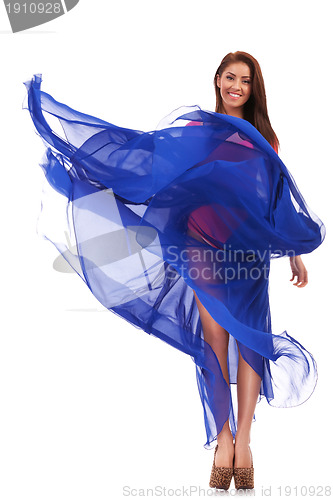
[193,289,229,344]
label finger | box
[291,274,299,283]
[299,271,308,285]
[301,272,308,286]
[297,274,308,288]
[295,276,308,287]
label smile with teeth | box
[228,92,241,99]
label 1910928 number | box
[5,3,62,14]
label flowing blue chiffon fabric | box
[24,74,325,449]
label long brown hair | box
[214,51,279,152]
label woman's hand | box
[290,255,308,287]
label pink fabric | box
[185,120,277,247]
[185,121,251,246]
[187,204,247,247]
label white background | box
[0,0,332,498]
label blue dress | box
[24,74,325,449]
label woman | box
[24,53,324,492]
[187,51,310,489]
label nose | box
[231,79,241,91]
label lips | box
[228,92,242,99]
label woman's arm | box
[289,255,308,287]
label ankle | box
[235,433,250,447]
[217,436,234,447]
[217,422,233,443]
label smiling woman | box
[217,65,252,116]
[214,52,279,153]
[24,51,325,492]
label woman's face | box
[216,62,252,116]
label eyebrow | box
[226,72,251,79]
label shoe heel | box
[209,444,233,490]
[233,447,254,490]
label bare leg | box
[193,290,234,467]
[234,343,261,468]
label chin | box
[223,101,242,109]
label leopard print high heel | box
[209,444,234,490]
[233,446,254,490]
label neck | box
[221,103,244,120]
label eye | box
[243,80,251,85]
[226,76,234,80]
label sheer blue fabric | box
[23,74,325,449]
